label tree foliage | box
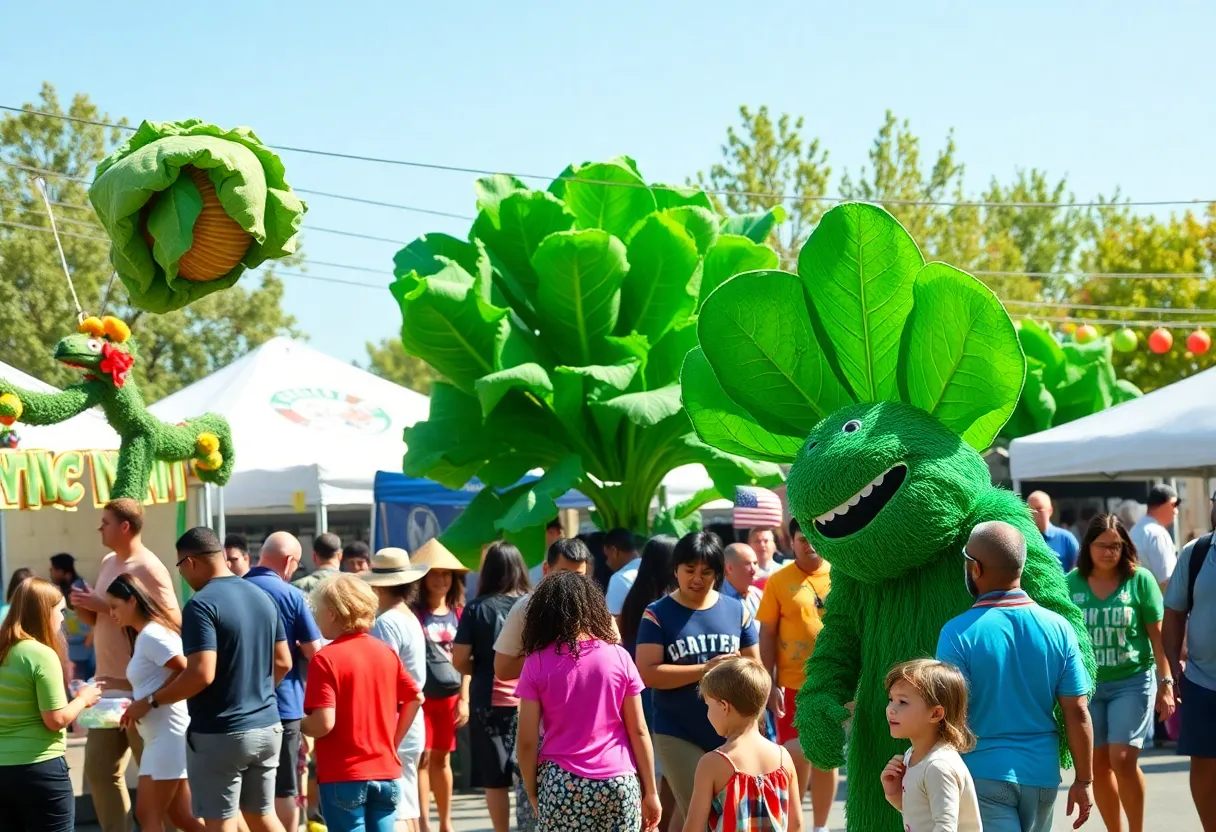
[0,84,300,401]
[364,338,439,394]
[703,106,1216,395]
[391,158,783,564]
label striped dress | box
[707,749,791,832]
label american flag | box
[733,486,784,529]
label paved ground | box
[75,747,1203,830]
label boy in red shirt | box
[303,574,422,832]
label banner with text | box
[0,449,190,510]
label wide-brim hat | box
[409,538,470,573]
[361,547,431,587]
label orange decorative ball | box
[1187,330,1211,355]
[1148,328,1173,354]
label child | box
[683,657,801,832]
[880,659,981,832]
[516,571,661,832]
[304,574,424,832]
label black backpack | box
[1187,533,1212,613]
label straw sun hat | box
[408,538,470,573]
[360,546,432,588]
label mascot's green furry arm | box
[681,203,1096,831]
[0,315,234,500]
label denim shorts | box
[1091,669,1156,749]
[974,778,1055,832]
[319,779,399,832]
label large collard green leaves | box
[683,202,1030,461]
[799,203,923,402]
[697,270,854,437]
[900,263,1024,450]
[392,158,786,557]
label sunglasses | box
[961,547,978,563]
[176,550,221,567]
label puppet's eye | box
[85,339,103,354]
[842,419,862,434]
[803,440,818,455]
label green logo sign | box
[270,389,392,436]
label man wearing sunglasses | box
[938,521,1094,832]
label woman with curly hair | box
[516,572,661,831]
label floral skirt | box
[536,760,641,832]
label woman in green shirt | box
[1067,514,1176,832]
[0,577,103,831]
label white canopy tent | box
[1009,364,1216,483]
[0,361,120,451]
[149,337,430,517]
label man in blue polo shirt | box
[1027,491,1080,572]
[246,532,322,832]
[937,521,1093,832]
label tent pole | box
[1169,476,1179,544]
[1012,479,1022,497]
[316,501,328,536]
[217,487,226,542]
[369,501,377,551]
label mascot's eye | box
[85,339,103,354]
[842,419,862,434]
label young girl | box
[304,573,423,832]
[106,573,202,832]
[682,657,800,831]
[880,659,981,832]
[516,571,661,832]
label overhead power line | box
[3,104,1213,211]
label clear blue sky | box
[3,0,1213,364]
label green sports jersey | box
[0,639,69,765]
[1066,566,1163,683]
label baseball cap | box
[1147,484,1179,507]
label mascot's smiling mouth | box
[813,464,908,539]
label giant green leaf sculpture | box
[391,158,784,566]
[681,203,1096,832]
[1000,320,1143,439]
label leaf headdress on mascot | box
[682,203,1095,832]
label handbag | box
[422,634,463,699]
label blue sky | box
[3,0,1213,364]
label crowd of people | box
[0,486,1212,832]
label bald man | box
[723,543,763,618]
[245,532,322,832]
[1026,491,1079,573]
[936,521,1094,832]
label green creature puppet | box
[0,316,234,500]
[681,203,1095,831]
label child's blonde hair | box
[885,659,976,752]
[700,657,771,719]
[312,573,378,633]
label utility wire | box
[3,104,1213,211]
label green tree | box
[1071,205,1216,392]
[0,83,299,401]
[364,338,439,394]
[697,105,831,263]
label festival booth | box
[148,337,431,541]
[1009,364,1216,539]
[372,472,594,552]
[0,360,193,587]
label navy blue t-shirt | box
[244,566,321,721]
[636,592,758,751]
[182,575,286,733]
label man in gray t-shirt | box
[1163,533,1216,828]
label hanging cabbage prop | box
[391,157,783,565]
[89,120,306,312]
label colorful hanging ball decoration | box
[1148,328,1173,354]
[1186,329,1211,355]
[1075,323,1099,344]
[1061,321,1077,336]
[1113,328,1138,353]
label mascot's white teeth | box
[815,468,891,524]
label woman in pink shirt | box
[516,572,661,832]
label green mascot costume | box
[681,202,1095,831]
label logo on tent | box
[270,389,392,435]
[408,506,443,551]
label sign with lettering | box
[0,450,190,511]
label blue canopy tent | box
[372,471,593,553]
